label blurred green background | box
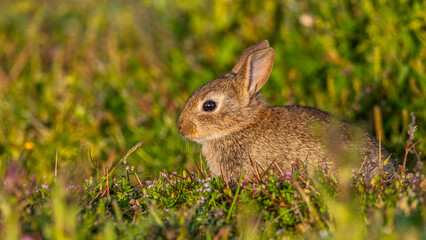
[0,0,425,182]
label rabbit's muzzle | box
[177,116,197,138]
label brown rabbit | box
[178,40,394,178]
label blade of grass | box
[108,140,144,175]
[226,171,244,223]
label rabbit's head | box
[178,40,275,143]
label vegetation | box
[0,0,425,239]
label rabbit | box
[177,40,394,178]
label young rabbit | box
[178,40,394,178]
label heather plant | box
[3,131,424,239]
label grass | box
[0,0,425,239]
[2,128,424,239]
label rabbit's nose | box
[177,117,183,131]
[177,117,196,137]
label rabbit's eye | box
[202,100,217,112]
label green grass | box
[2,140,424,239]
[0,0,425,239]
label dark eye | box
[203,100,216,112]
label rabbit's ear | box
[231,40,270,74]
[238,48,275,96]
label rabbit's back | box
[204,105,391,177]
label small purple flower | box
[173,171,177,175]
[219,210,223,215]
[204,188,211,192]
[41,184,49,189]
[412,179,417,183]
[204,183,209,187]
[285,171,292,176]
[253,185,256,189]
[191,171,194,175]
[286,176,291,180]
[242,183,246,188]
[198,196,206,203]
[165,209,169,212]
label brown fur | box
[178,40,394,178]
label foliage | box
[2,145,424,239]
[0,0,425,239]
